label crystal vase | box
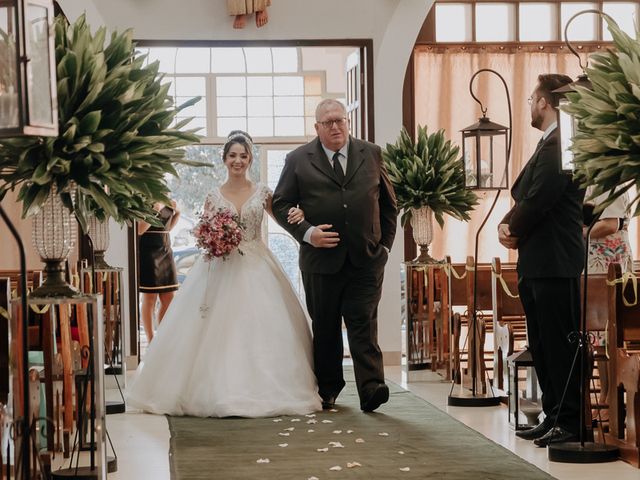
[87,216,113,269]
[31,185,79,298]
[410,206,438,264]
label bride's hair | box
[223,130,254,160]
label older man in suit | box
[499,74,585,446]
[272,99,397,413]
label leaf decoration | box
[0,14,207,230]
[382,126,478,227]
[561,17,640,217]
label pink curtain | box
[413,48,638,264]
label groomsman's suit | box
[272,135,397,410]
[502,127,585,436]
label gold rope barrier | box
[606,271,638,307]
[30,304,50,314]
[442,263,468,280]
[492,272,520,299]
[408,265,430,288]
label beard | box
[530,112,543,130]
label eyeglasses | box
[527,95,535,105]
[318,117,347,129]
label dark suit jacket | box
[501,129,585,278]
[272,136,397,274]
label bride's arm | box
[264,195,304,224]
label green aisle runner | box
[168,376,555,479]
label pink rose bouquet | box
[192,208,245,260]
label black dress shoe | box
[515,419,553,440]
[321,397,336,410]
[533,427,577,447]
[362,384,389,412]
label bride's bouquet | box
[192,208,245,261]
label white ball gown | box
[127,183,322,417]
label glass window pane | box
[175,77,206,97]
[176,116,207,135]
[275,117,304,136]
[211,48,246,73]
[603,3,639,40]
[476,3,515,42]
[435,4,472,42]
[176,96,207,117]
[248,97,273,117]
[520,3,557,41]
[248,117,274,137]
[147,47,177,74]
[216,77,246,96]
[247,76,273,96]
[274,97,304,116]
[175,48,210,73]
[561,3,598,41]
[217,97,247,117]
[272,48,298,73]
[274,76,304,96]
[305,76,322,96]
[218,117,247,137]
[244,47,273,73]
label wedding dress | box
[127,183,322,417]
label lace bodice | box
[203,183,272,243]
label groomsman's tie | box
[332,151,345,183]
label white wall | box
[58,0,434,364]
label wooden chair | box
[606,262,640,467]
[445,256,470,384]
[491,258,527,396]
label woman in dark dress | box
[138,200,180,342]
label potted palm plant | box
[383,125,478,263]
[0,15,203,296]
[562,17,640,218]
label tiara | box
[226,132,253,148]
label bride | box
[127,131,322,417]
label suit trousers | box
[302,249,387,407]
[518,276,582,434]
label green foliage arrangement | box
[0,15,203,232]
[383,125,478,227]
[562,17,640,217]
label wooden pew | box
[460,256,498,394]
[0,278,9,407]
[491,258,527,396]
[606,262,640,467]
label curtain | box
[0,191,42,270]
[413,48,638,265]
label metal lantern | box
[461,116,509,190]
[0,0,58,137]
[507,349,542,431]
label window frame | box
[425,0,636,45]
[127,39,374,357]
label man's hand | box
[310,224,340,248]
[498,223,518,249]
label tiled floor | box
[97,366,639,480]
